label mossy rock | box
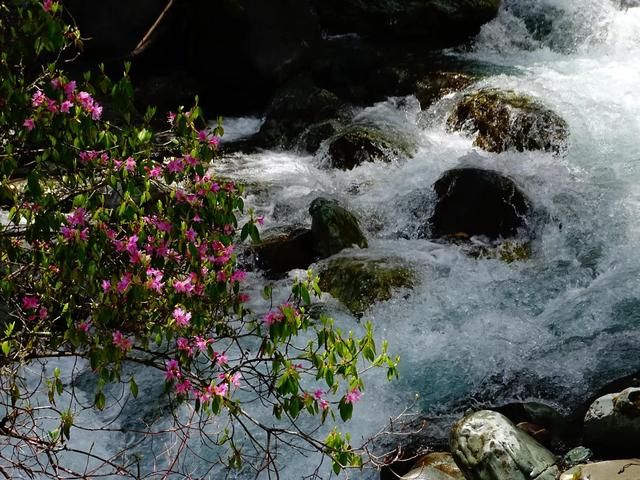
[256,75,343,148]
[298,120,344,154]
[326,125,414,170]
[309,197,368,258]
[414,71,476,109]
[467,241,532,263]
[318,257,415,316]
[447,88,569,154]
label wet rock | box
[253,226,316,279]
[495,401,569,449]
[447,89,569,154]
[584,387,640,455]
[450,410,559,480]
[560,460,640,480]
[401,452,464,480]
[298,120,343,153]
[415,72,476,109]
[428,168,532,241]
[563,447,592,466]
[309,197,368,258]
[311,0,501,46]
[256,75,343,148]
[326,125,414,170]
[318,256,414,316]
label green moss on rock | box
[318,257,415,316]
[309,197,368,258]
[327,125,414,170]
[447,88,569,154]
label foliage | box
[0,1,399,477]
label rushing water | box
[18,0,640,478]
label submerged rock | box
[428,168,532,241]
[318,256,414,316]
[298,120,343,153]
[448,89,569,154]
[326,125,414,170]
[560,460,640,480]
[584,387,640,455]
[401,452,464,480]
[252,226,316,279]
[309,197,368,258]
[311,0,501,46]
[563,447,593,466]
[450,410,559,480]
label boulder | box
[257,76,343,148]
[326,125,414,170]
[584,387,640,455]
[447,89,569,154]
[318,256,414,316]
[428,168,532,240]
[450,410,559,480]
[298,120,343,154]
[401,452,464,480]
[252,226,316,279]
[494,401,569,449]
[311,0,501,45]
[309,197,368,258]
[415,72,476,109]
[562,447,592,466]
[560,460,640,480]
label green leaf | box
[129,377,138,398]
[338,400,353,422]
[1,341,10,356]
[95,391,106,410]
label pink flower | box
[46,98,58,113]
[64,81,77,99]
[184,154,197,167]
[60,100,74,113]
[185,228,197,242]
[238,293,250,303]
[90,103,102,120]
[43,0,53,12]
[125,157,136,172]
[167,112,176,125]
[23,118,35,131]
[165,359,181,381]
[148,164,163,178]
[175,379,191,395]
[22,296,39,310]
[193,213,202,223]
[101,279,111,293]
[145,268,164,293]
[209,136,220,148]
[256,216,265,226]
[117,272,133,293]
[67,207,86,227]
[320,399,330,410]
[193,336,212,352]
[32,90,46,107]
[230,372,242,387]
[223,224,234,236]
[77,320,92,333]
[112,330,133,352]
[216,270,227,283]
[172,306,192,327]
[214,352,228,366]
[344,388,362,405]
[263,310,284,327]
[173,277,194,295]
[197,130,208,142]
[51,78,63,90]
[176,337,192,355]
[230,270,246,283]
[166,158,184,174]
[76,91,94,109]
[213,382,228,397]
[313,389,325,400]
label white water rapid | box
[28,1,640,478]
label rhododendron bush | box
[0,1,398,478]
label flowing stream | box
[22,0,640,478]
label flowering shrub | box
[0,1,399,477]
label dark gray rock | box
[309,197,368,258]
